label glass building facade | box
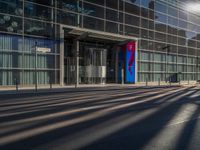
[0,0,200,86]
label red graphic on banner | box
[127,42,135,75]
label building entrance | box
[62,27,138,85]
[64,38,117,85]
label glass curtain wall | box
[0,0,59,86]
[57,0,200,82]
[1,0,200,86]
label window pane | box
[24,19,53,37]
[0,14,22,34]
[83,16,104,31]
[25,2,52,21]
[0,0,23,16]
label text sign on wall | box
[126,41,136,83]
[36,47,51,53]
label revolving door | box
[79,47,107,84]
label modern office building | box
[0,0,200,86]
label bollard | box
[121,69,124,85]
[50,79,52,90]
[158,78,160,86]
[15,78,19,92]
[146,78,148,86]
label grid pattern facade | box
[0,0,200,85]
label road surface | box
[0,86,200,150]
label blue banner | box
[126,42,136,83]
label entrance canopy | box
[64,27,138,43]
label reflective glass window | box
[125,3,140,15]
[119,0,124,11]
[168,16,178,27]
[27,0,53,6]
[119,12,123,23]
[155,32,166,42]
[106,9,118,22]
[149,10,155,20]
[179,10,187,20]
[178,20,187,29]
[168,26,178,35]
[141,7,149,18]
[178,29,186,37]
[83,2,104,18]
[155,12,167,23]
[155,23,167,33]
[0,0,22,16]
[168,6,178,17]
[141,18,148,29]
[141,29,148,39]
[85,0,105,6]
[188,39,196,48]
[24,19,53,37]
[167,35,177,44]
[0,14,22,34]
[25,2,52,21]
[140,40,149,50]
[125,25,139,37]
[0,34,22,51]
[83,16,104,31]
[125,14,139,26]
[106,21,118,33]
[178,46,187,55]
[178,37,186,46]
[188,48,196,56]
[154,42,166,52]
[57,11,78,26]
[141,0,154,9]
[124,0,140,5]
[187,23,197,32]
[155,1,167,13]
[106,0,118,9]
[57,0,80,13]
[149,31,154,39]
[168,45,177,54]
[149,20,154,29]
[186,31,196,39]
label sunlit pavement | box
[0,86,200,150]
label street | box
[1,86,200,150]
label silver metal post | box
[196,57,198,82]
[50,71,52,89]
[121,68,124,85]
[15,78,19,92]
[75,40,79,88]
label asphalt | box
[0,86,200,150]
